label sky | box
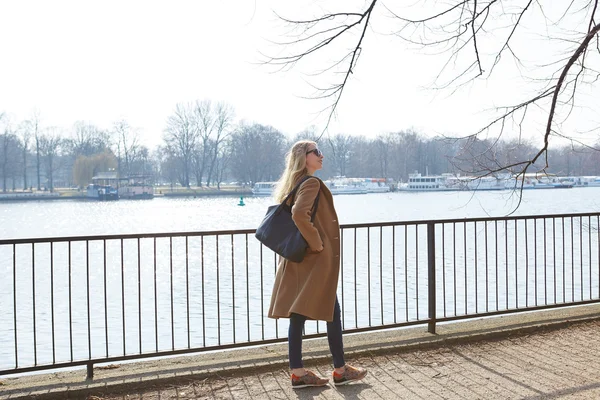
[0,0,598,151]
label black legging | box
[288,297,345,369]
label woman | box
[268,140,367,389]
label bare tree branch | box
[264,1,378,138]
[531,23,600,168]
[264,0,600,203]
[488,0,533,75]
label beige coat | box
[268,176,341,322]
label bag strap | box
[282,176,320,222]
[282,175,314,203]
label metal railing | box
[1,212,599,378]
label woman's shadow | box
[291,382,372,399]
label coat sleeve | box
[291,178,324,252]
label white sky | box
[0,0,598,150]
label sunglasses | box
[306,148,323,157]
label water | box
[2,188,600,239]
[2,188,600,371]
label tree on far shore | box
[72,151,118,188]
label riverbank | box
[157,186,252,197]
[0,186,253,201]
[0,191,63,201]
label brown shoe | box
[332,364,367,386]
[291,370,329,389]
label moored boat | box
[86,172,120,200]
[399,173,464,191]
[86,184,119,200]
[252,182,277,196]
[118,175,154,199]
[324,178,368,195]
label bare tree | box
[39,128,63,192]
[214,138,233,189]
[17,120,32,190]
[265,1,600,180]
[0,112,6,192]
[164,103,198,187]
[69,121,110,157]
[0,114,20,192]
[373,135,390,179]
[325,134,355,177]
[388,130,422,181]
[206,102,235,186]
[291,126,322,143]
[156,145,187,189]
[193,100,215,187]
[230,123,287,184]
[24,110,43,190]
[112,119,139,178]
[129,145,152,176]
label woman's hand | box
[306,245,324,254]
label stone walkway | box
[94,320,600,399]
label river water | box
[2,188,600,238]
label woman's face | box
[305,144,324,173]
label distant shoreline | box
[160,189,252,198]
[0,187,254,202]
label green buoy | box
[238,196,245,206]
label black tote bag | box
[255,176,320,262]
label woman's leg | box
[326,298,368,385]
[288,312,307,370]
[288,312,329,388]
[326,297,345,368]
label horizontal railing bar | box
[340,212,600,230]
[3,211,600,245]
[425,212,600,225]
[0,229,258,245]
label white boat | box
[253,177,387,196]
[464,176,509,191]
[86,184,119,200]
[87,172,120,200]
[252,182,276,196]
[118,175,154,199]
[562,176,600,187]
[507,175,573,190]
[324,178,368,195]
[520,180,573,189]
[347,178,391,193]
[118,184,154,199]
[399,173,463,191]
[400,173,511,192]
[327,184,368,195]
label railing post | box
[427,222,436,334]
[86,362,94,380]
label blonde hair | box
[273,140,315,203]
